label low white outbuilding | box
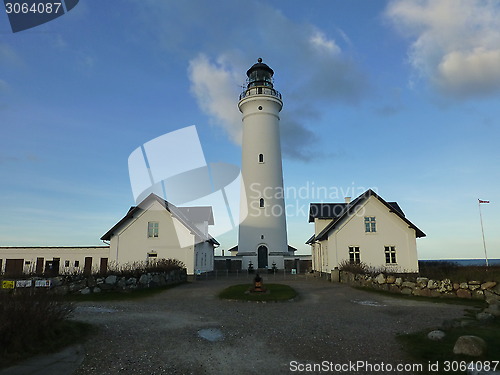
[307,189,425,274]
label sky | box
[0,0,499,260]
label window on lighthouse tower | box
[259,198,265,208]
[258,154,264,163]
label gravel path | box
[72,275,469,375]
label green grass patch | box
[397,318,500,375]
[65,282,186,302]
[219,283,297,302]
[354,286,487,308]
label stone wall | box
[336,270,500,303]
[1,268,187,295]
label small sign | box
[2,280,15,289]
[196,269,202,276]
[35,280,51,288]
[291,269,297,275]
[16,280,33,288]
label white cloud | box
[188,54,242,144]
[386,0,500,98]
[310,30,341,55]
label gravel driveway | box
[72,275,469,375]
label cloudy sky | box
[1,0,499,260]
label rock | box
[459,282,468,289]
[105,275,117,285]
[126,277,137,285]
[96,278,104,284]
[51,277,64,287]
[69,281,87,292]
[413,288,431,297]
[80,287,91,295]
[469,284,481,291]
[469,280,481,285]
[386,275,396,284]
[476,312,494,322]
[395,277,403,286]
[481,281,497,290]
[87,276,97,288]
[139,273,151,285]
[117,277,126,288]
[389,285,401,293]
[416,277,429,288]
[453,336,487,357]
[453,283,460,290]
[402,281,416,289]
[427,330,446,341]
[485,303,500,317]
[472,290,485,300]
[457,289,472,299]
[484,291,500,305]
[438,279,453,293]
[427,280,439,289]
[375,273,386,284]
[401,288,412,295]
[93,287,101,293]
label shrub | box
[105,258,185,278]
[338,260,371,275]
[0,290,77,367]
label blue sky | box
[0,0,499,260]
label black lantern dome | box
[246,58,274,89]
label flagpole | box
[478,199,489,267]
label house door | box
[257,246,268,268]
[36,257,44,275]
[100,258,108,275]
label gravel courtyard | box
[72,275,469,375]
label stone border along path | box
[69,276,471,374]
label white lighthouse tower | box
[237,58,289,270]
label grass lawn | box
[218,283,298,302]
[397,316,500,375]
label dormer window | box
[258,153,264,163]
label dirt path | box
[72,275,469,375]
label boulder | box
[469,284,481,291]
[459,282,468,289]
[476,312,494,322]
[453,283,460,290]
[80,287,91,295]
[481,281,497,290]
[468,280,481,285]
[375,273,386,284]
[402,281,416,289]
[437,279,453,293]
[456,289,472,299]
[105,275,117,285]
[416,277,429,288]
[395,277,403,286]
[453,336,487,357]
[139,273,151,285]
[93,287,101,293]
[485,303,500,317]
[126,277,137,286]
[413,288,431,297]
[401,288,412,295]
[117,277,126,288]
[484,290,500,305]
[427,330,446,341]
[427,280,439,289]
[386,275,396,284]
[472,290,485,300]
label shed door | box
[84,257,92,275]
[5,259,23,276]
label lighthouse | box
[237,58,289,270]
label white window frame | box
[148,221,159,238]
[349,246,360,264]
[364,216,376,233]
[384,246,397,264]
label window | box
[65,260,70,267]
[74,260,80,267]
[147,251,158,258]
[349,246,360,264]
[385,246,397,264]
[258,153,264,163]
[259,198,264,208]
[148,222,159,238]
[364,217,376,232]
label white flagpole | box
[478,199,489,267]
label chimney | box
[344,197,351,204]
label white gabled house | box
[101,193,219,275]
[307,189,425,274]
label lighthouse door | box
[257,246,268,268]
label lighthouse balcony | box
[239,86,282,101]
